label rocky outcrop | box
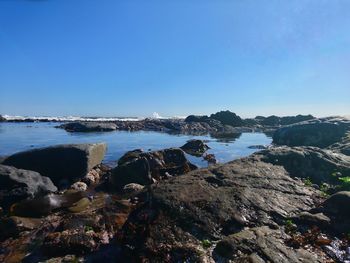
[111,148,197,190]
[0,115,5,122]
[256,114,315,126]
[120,156,322,261]
[273,117,350,148]
[256,146,350,184]
[58,122,117,132]
[0,165,57,208]
[180,139,209,156]
[210,110,244,127]
[2,143,107,187]
[328,132,350,156]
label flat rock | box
[2,143,107,187]
[58,122,117,132]
[0,164,57,208]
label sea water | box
[0,122,272,167]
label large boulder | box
[273,117,350,148]
[180,139,209,156]
[0,164,57,208]
[256,146,350,184]
[121,156,320,261]
[58,122,117,132]
[111,148,197,190]
[210,110,244,127]
[2,143,107,187]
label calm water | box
[0,122,272,167]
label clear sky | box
[0,0,349,118]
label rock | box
[123,183,145,194]
[213,226,322,262]
[0,164,57,208]
[2,143,107,187]
[256,146,350,184]
[184,115,211,123]
[111,148,197,190]
[273,117,350,148]
[58,122,117,132]
[210,110,244,127]
[248,145,268,149]
[292,212,331,227]
[203,153,217,165]
[0,216,42,240]
[322,191,350,216]
[328,132,350,156]
[180,139,210,156]
[70,182,88,191]
[256,114,315,126]
[0,115,5,122]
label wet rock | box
[70,182,88,191]
[203,153,217,165]
[180,139,210,156]
[10,191,86,217]
[248,145,268,149]
[0,216,42,240]
[210,110,244,127]
[256,146,350,184]
[0,115,5,122]
[0,165,57,208]
[123,183,145,194]
[111,148,197,190]
[67,197,91,213]
[273,117,350,148]
[214,226,322,262]
[58,122,117,132]
[3,143,107,188]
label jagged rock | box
[210,110,244,127]
[0,164,57,208]
[214,226,323,262]
[2,143,107,188]
[111,148,197,190]
[58,122,117,132]
[180,139,209,156]
[256,146,350,184]
[273,117,350,148]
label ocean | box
[0,122,272,167]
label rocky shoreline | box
[1,114,350,262]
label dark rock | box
[256,146,350,184]
[0,164,57,208]
[210,110,244,127]
[184,115,210,123]
[292,212,331,227]
[0,216,42,240]
[58,122,117,132]
[214,226,321,262]
[180,139,209,156]
[203,153,217,165]
[322,191,350,216]
[111,148,197,190]
[273,117,350,148]
[328,132,350,156]
[0,115,5,122]
[248,145,268,149]
[2,143,107,187]
[257,114,315,126]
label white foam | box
[2,115,143,122]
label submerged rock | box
[0,165,57,208]
[58,122,117,132]
[180,139,209,156]
[2,143,107,188]
[111,148,197,190]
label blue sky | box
[0,0,349,118]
